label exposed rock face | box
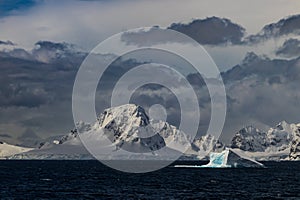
[191,134,225,153]
[231,126,268,152]
[289,127,300,160]
[97,104,170,153]
[231,122,297,153]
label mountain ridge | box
[2,104,300,161]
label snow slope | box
[0,142,33,159]
[9,129,92,160]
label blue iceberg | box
[200,148,265,168]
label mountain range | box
[1,104,299,161]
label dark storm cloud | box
[2,20,300,144]
[168,17,246,45]
[0,44,84,109]
[35,41,69,51]
[0,40,14,45]
[0,48,33,60]
[219,52,300,142]
[221,52,300,83]
[0,83,49,108]
[276,38,300,58]
[245,14,300,44]
[0,41,87,141]
[120,17,245,46]
[120,26,191,47]
[18,128,39,139]
[32,41,87,65]
[0,134,12,138]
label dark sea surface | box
[0,160,299,199]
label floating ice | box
[201,148,265,168]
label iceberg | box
[200,148,265,168]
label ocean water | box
[0,160,299,199]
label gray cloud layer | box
[168,17,245,45]
[0,40,14,45]
[276,38,300,58]
[245,14,300,44]
[0,41,85,143]
[2,14,300,145]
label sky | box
[1,0,300,145]
[0,0,300,49]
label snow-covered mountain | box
[289,126,300,160]
[231,125,267,152]
[187,134,225,159]
[5,104,300,161]
[97,104,167,153]
[9,130,91,160]
[8,104,194,160]
[231,121,300,160]
[0,141,33,158]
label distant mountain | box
[231,125,268,152]
[0,142,33,158]
[289,127,300,160]
[230,121,299,160]
[9,130,91,160]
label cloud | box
[0,83,49,108]
[18,128,39,139]
[221,52,300,83]
[276,38,300,58]
[32,40,86,64]
[2,38,300,144]
[245,14,300,44]
[1,1,300,144]
[2,39,300,144]
[0,40,14,45]
[168,17,245,45]
[17,128,42,147]
[1,0,299,50]
[219,53,300,142]
[120,17,246,46]
[0,41,87,109]
[0,42,86,141]
[0,134,12,138]
[120,26,195,46]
